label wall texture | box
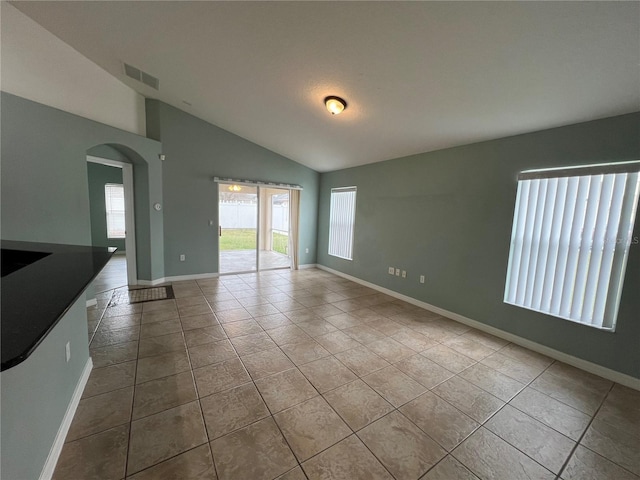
[87,162,126,251]
[317,112,640,378]
[1,3,146,135]
[146,100,320,277]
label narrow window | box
[328,187,357,260]
[105,183,126,239]
[504,162,640,330]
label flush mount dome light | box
[324,96,347,115]
[228,185,242,192]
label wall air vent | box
[123,62,159,90]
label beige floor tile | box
[277,466,308,480]
[395,354,454,389]
[180,313,219,331]
[240,347,295,379]
[509,387,591,441]
[188,340,237,368]
[421,455,480,480]
[432,376,504,423]
[391,330,438,352]
[596,384,640,438]
[201,382,270,440]
[274,396,351,461]
[127,444,216,480]
[139,318,183,339]
[211,299,243,312]
[442,336,496,361]
[458,363,525,401]
[421,345,476,373]
[90,341,138,368]
[499,343,554,370]
[127,401,207,475]
[138,332,186,358]
[82,360,136,398]
[255,313,295,329]
[179,303,214,318]
[530,371,607,415]
[481,351,545,384]
[229,331,278,355]
[193,358,251,397]
[400,391,479,451]
[210,417,297,480]
[103,304,143,317]
[302,434,393,480]
[221,318,264,337]
[358,411,447,480]
[267,324,313,345]
[136,349,191,384]
[323,312,364,329]
[91,325,140,348]
[176,295,208,307]
[246,303,280,317]
[281,340,331,365]
[141,298,178,312]
[254,368,318,413]
[460,330,509,350]
[561,445,640,480]
[485,405,575,473]
[67,387,134,442]
[183,325,227,347]
[216,308,252,323]
[334,346,390,377]
[299,356,357,393]
[311,303,344,318]
[297,318,339,337]
[100,313,141,330]
[362,365,426,407]
[314,331,362,354]
[53,424,129,480]
[343,325,386,344]
[141,308,180,324]
[323,379,394,431]
[366,337,415,363]
[284,309,322,324]
[367,319,406,336]
[132,371,197,420]
[452,428,555,480]
[581,417,640,476]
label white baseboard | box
[137,271,220,286]
[317,265,640,390]
[85,299,97,308]
[299,263,318,270]
[39,357,93,480]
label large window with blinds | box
[328,187,357,260]
[504,162,640,330]
[105,183,126,239]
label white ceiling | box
[11,1,640,172]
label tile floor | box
[220,250,291,274]
[59,268,639,480]
[93,254,128,293]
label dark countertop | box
[1,240,115,371]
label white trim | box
[213,176,303,190]
[137,272,220,286]
[86,155,137,286]
[39,357,93,480]
[86,298,97,308]
[316,265,640,390]
[298,263,318,270]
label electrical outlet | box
[65,341,71,362]
[388,267,394,275]
[420,275,425,284]
[179,254,186,261]
[305,248,309,254]
[395,268,400,276]
[209,220,214,226]
[402,270,407,278]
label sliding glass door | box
[258,188,291,270]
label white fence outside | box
[219,203,289,231]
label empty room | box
[1,2,639,479]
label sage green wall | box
[1,297,89,480]
[318,112,640,378]
[145,100,319,277]
[1,92,164,281]
[87,162,126,251]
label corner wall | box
[317,112,640,378]
[146,100,320,277]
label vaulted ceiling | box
[12,1,640,172]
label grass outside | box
[220,229,288,255]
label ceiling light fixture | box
[324,96,347,115]
[228,185,242,192]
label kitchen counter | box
[1,240,114,371]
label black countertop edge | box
[1,240,115,371]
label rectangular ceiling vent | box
[123,62,159,90]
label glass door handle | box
[219,226,222,237]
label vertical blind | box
[328,187,357,260]
[105,183,126,239]
[504,165,640,330]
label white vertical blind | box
[105,183,126,239]
[328,187,357,260]
[504,166,640,330]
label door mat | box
[108,285,175,306]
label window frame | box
[104,183,126,239]
[328,186,357,261]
